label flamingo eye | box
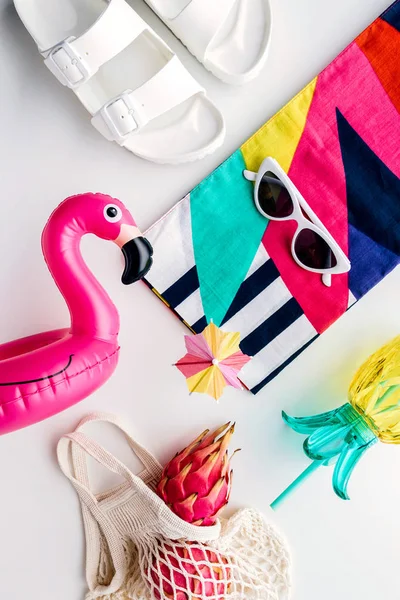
[104,204,122,223]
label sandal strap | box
[169,0,237,62]
[43,0,147,89]
[90,55,204,143]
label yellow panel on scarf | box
[241,77,318,173]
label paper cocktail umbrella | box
[271,336,400,508]
[175,322,251,400]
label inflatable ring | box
[0,193,153,435]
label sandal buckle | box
[98,92,145,143]
[44,39,90,89]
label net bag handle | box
[61,412,163,595]
[71,411,163,484]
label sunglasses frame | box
[244,157,351,287]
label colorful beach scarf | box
[144,1,400,394]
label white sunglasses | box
[244,157,351,287]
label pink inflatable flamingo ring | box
[0,193,153,435]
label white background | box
[1,0,400,598]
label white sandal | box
[143,0,272,85]
[14,0,225,164]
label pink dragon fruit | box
[156,422,236,526]
[151,544,230,600]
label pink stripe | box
[184,333,213,360]
[263,42,400,333]
[218,364,243,389]
[220,351,251,372]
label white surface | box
[0,0,399,598]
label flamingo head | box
[88,194,153,284]
[90,194,153,284]
[48,193,153,284]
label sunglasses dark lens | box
[294,228,337,270]
[258,171,294,218]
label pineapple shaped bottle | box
[272,336,400,508]
[348,335,400,443]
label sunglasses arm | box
[322,273,332,287]
[243,169,257,182]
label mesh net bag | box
[57,413,291,600]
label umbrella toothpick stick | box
[270,459,323,510]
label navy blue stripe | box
[240,297,304,357]
[250,335,318,394]
[221,260,280,325]
[162,266,199,308]
[192,315,207,333]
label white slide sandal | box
[13,0,225,164]
[143,0,272,85]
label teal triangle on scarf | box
[190,150,267,326]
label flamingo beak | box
[114,225,153,285]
